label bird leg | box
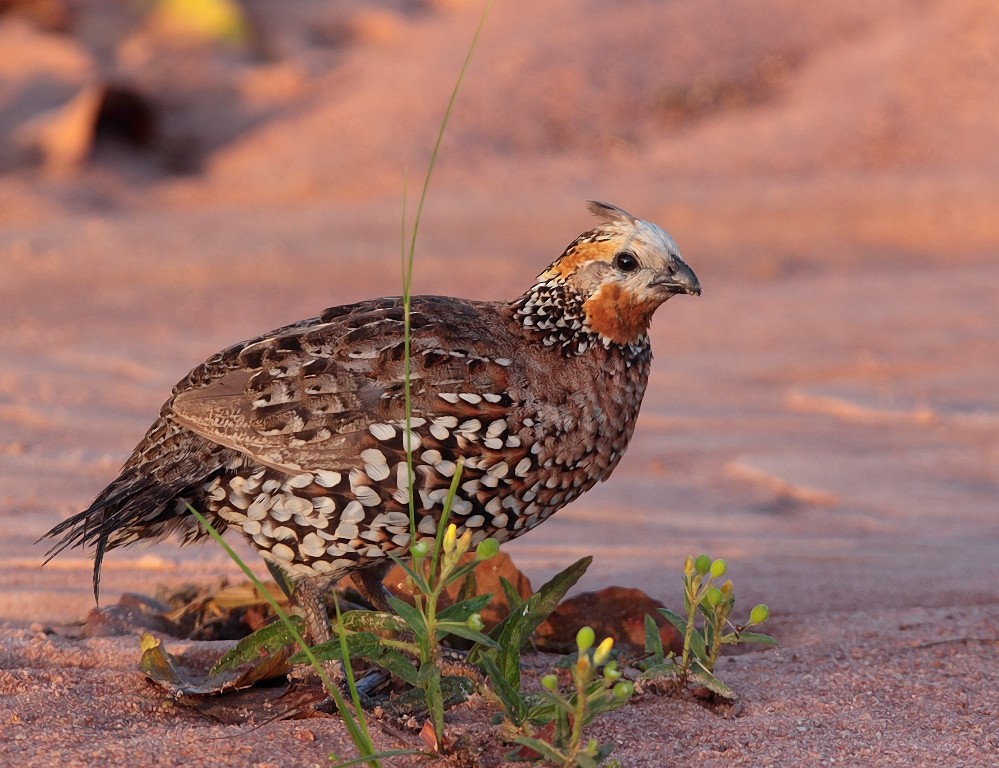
[290,572,343,686]
[292,567,398,709]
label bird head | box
[517,201,700,350]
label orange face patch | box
[540,239,616,281]
[582,282,658,345]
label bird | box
[41,201,700,651]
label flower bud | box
[576,626,596,654]
[612,681,635,700]
[603,661,621,681]
[749,604,770,625]
[540,674,558,691]
[410,540,430,559]
[709,558,727,578]
[593,637,614,666]
[466,613,484,632]
[456,529,473,557]
[694,554,711,575]
[442,523,457,552]
[705,587,723,607]
[476,538,499,561]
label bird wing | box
[169,296,519,474]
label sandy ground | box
[1,0,998,765]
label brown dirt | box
[1,0,997,765]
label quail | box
[41,201,700,649]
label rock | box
[533,586,684,656]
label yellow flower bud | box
[442,523,457,552]
[593,637,614,666]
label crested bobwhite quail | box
[41,201,700,648]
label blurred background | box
[1,0,997,627]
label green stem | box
[566,663,589,766]
[681,577,699,673]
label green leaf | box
[659,607,708,663]
[657,607,688,635]
[290,632,382,664]
[478,653,526,725]
[210,616,302,675]
[472,556,591,691]
[437,593,492,623]
[421,663,444,750]
[637,661,683,685]
[575,753,601,768]
[687,628,708,665]
[689,664,737,700]
[339,609,408,634]
[434,622,501,648]
[386,595,428,639]
[499,576,524,611]
[732,631,778,646]
[371,649,421,687]
[643,613,664,662]
[289,632,421,687]
[582,686,632,720]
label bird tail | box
[39,422,231,603]
[38,468,193,603]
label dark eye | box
[613,251,639,272]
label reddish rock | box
[534,586,684,657]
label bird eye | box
[613,251,639,272]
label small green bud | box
[705,587,724,607]
[466,613,484,632]
[612,681,635,700]
[541,674,558,691]
[694,554,711,575]
[476,537,499,561]
[576,626,596,654]
[604,661,621,681]
[593,636,614,666]
[709,558,727,578]
[586,739,599,754]
[749,604,770,625]
[410,541,430,559]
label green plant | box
[388,520,501,710]
[504,627,633,767]
[642,554,776,698]
[186,505,391,767]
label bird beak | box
[656,259,701,296]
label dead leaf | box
[139,632,291,697]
